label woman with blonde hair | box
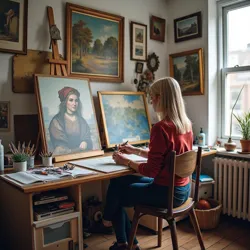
[103,77,193,250]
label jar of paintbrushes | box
[40,151,53,167]
[26,142,36,169]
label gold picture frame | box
[169,48,204,96]
[98,91,151,148]
[34,74,104,162]
[66,3,124,83]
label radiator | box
[213,157,250,221]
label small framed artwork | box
[169,48,204,96]
[0,101,10,132]
[130,22,147,61]
[135,62,144,74]
[150,15,166,42]
[174,11,202,43]
[98,91,151,148]
[35,75,104,162]
[0,0,28,54]
[66,3,124,83]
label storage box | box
[191,180,213,199]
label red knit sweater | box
[138,120,193,186]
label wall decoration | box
[98,92,151,148]
[135,62,144,74]
[130,21,147,61]
[35,75,103,161]
[0,101,10,131]
[150,15,166,42]
[146,52,160,78]
[0,0,28,54]
[174,11,202,43]
[169,48,204,96]
[66,3,124,83]
[13,50,54,93]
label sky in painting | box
[72,11,119,47]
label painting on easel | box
[35,75,103,162]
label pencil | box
[121,141,128,146]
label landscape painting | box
[130,22,147,61]
[169,48,204,96]
[66,3,124,83]
[98,92,151,148]
[35,75,103,161]
[0,0,27,54]
[174,12,201,43]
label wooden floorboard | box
[84,215,250,250]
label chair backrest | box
[167,147,202,216]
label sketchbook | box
[5,167,97,185]
[70,154,147,173]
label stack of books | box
[33,191,75,221]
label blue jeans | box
[103,175,191,244]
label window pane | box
[224,71,250,137]
[227,5,250,67]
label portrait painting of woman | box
[35,75,102,160]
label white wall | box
[166,0,217,145]
[0,0,168,148]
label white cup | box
[42,156,53,167]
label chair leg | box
[189,208,205,250]
[167,218,178,250]
[128,208,141,250]
[157,217,163,247]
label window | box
[219,0,250,139]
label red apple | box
[196,199,211,210]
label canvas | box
[35,75,103,161]
[150,16,166,42]
[98,92,151,148]
[169,48,204,96]
[0,0,27,54]
[66,3,124,83]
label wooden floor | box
[84,215,250,250]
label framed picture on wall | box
[174,11,202,43]
[98,91,151,148]
[135,62,144,74]
[169,48,204,96]
[0,101,10,131]
[130,22,147,61]
[0,0,28,54]
[66,3,124,83]
[150,15,166,42]
[35,75,104,162]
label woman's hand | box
[112,152,129,166]
[118,144,136,155]
[79,141,87,150]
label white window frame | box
[218,0,250,139]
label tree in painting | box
[71,12,119,76]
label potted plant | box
[233,112,250,152]
[9,142,28,172]
[224,85,244,151]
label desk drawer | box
[34,216,79,250]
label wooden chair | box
[128,147,205,250]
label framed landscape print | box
[174,11,202,43]
[130,22,147,61]
[98,91,151,148]
[169,48,204,96]
[150,15,166,42]
[0,0,28,54]
[35,75,104,162]
[0,101,10,131]
[66,3,124,83]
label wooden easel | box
[47,6,68,76]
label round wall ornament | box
[146,52,160,73]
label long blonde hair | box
[149,77,191,134]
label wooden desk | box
[0,150,216,250]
